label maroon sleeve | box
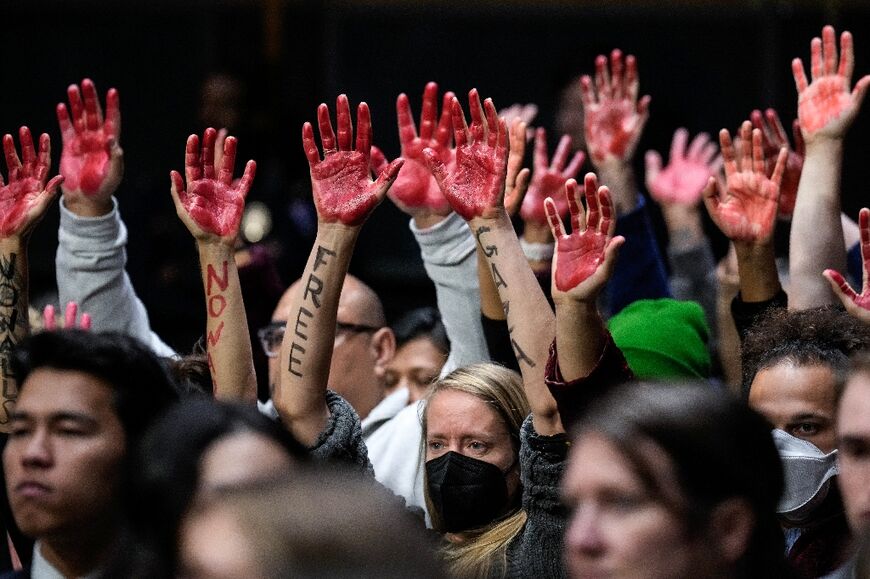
[545,332,634,431]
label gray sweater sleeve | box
[667,237,718,348]
[410,213,490,376]
[310,390,375,476]
[508,415,569,578]
[56,197,175,357]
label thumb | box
[372,158,405,199]
[370,145,389,175]
[422,147,449,193]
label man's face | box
[837,372,870,533]
[749,362,838,453]
[3,368,126,538]
[267,281,388,419]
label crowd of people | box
[0,21,869,579]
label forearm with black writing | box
[0,240,29,431]
[469,213,562,435]
[274,225,356,445]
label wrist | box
[804,136,845,155]
[0,237,26,252]
[412,211,449,230]
[62,194,113,218]
[554,297,600,315]
[469,209,511,231]
[197,239,235,260]
[316,221,360,247]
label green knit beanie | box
[607,298,711,379]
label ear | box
[707,498,755,564]
[370,327,396,379]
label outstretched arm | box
[54,79,173,356]
[376,83,490,373]
[170,127,257,402]
[704,122,787,305]
[0,129,62,430]
[789,25,870,309]
[274,95,402,445]
[547,174,624,381]
[582,49,650,215]
[425,90,562,435]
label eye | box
[427,440,444,451]
[9,426,30,438]
[467,441,488,453]
[791,423,821,437]
[384,372,399,388]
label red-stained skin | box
[57,80,118,195]
[646,129,717,206]
[826,208,870,310]
[751,109,804,217]
[799,76,854,134]
[304,95,402,226]
[520,129,585,224]
[548,177,613,292]
[0,129,62,237]
[708,124,783,243]
[387,82,454,213]
[426,90,507,221]
[172,128,255,238]
[581,50,649,165]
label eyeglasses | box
[257,321,380,358]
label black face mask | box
[426,451,510,533]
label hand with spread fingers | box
[825,208,870,324]
[581,49,651,166]
[170,128,256,245]
[520,129,585,224]
[304,94,403,227]
[646,128,721,207]
[792,25,870,141]
[703,122,787,245]
[546,173,624,302]
[57,78,123,216]
[750,108,804,216]
[423,89,508,222]
[376,82,454,218]
[0,127,63,239]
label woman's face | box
[749,361,838,453]
[179,503,262,579]
[198,432,294,492]
[562,433,707,579]
[425,389,519,498]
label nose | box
[565,504,606,557]
[21,429,53,469]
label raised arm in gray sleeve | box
[410,212,489,376]
[56,197,175,357]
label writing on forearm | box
[502,299,536,368]
[476,226,508,289]
[204,261,230,391]
[0,253,24,424]
[289,245,336,378]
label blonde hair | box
[421,363,531,579]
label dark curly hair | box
[740,306,870,398]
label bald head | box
[272,274,385,327]
[268,274,394,419]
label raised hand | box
[43,302,91,331]
[499,102,538,141]
[57,79,123,211]
[792,25,870,141]
[305,95,403,226]
[581,49,651,165]
[546,173,624,300]
[423,89,508,221]
[0,128,63,238]
[751,108,804,216]
[520,129,585,224]
[383,82,454,216]
[170,128,256,244]
[703,122,787,244]
[824,208,870,323]
[645,128,720,206]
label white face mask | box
[772,429,839,525]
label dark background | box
[3,0,870,353]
